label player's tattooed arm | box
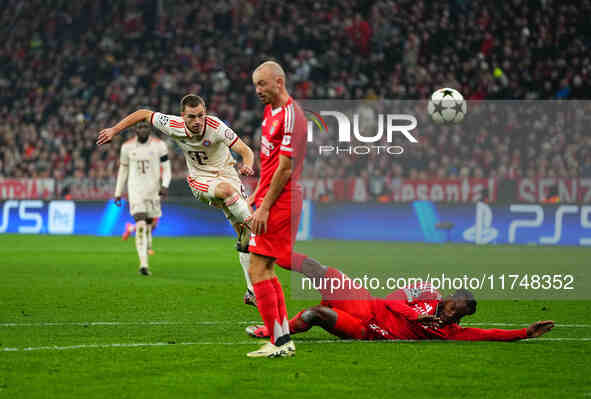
[97,109,153,145]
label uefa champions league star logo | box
[463,202,499,244]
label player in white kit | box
[97,94,257,301]
[113,122,171,276]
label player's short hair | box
[180,94,206,113]
[452,289,477,315]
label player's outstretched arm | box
[442,320,554,341]
[232,138,255,176]
[97,109,153,145]
[526,320,555,338]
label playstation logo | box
[463,202,499,244]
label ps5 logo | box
[463,202,499,244]
[0,200,75,234]
[464,203,591,245]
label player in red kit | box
[246,257,555,342]
[246,61,308,358]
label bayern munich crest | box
[203,140,211,147]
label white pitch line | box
[0,321,260,327]
[1,321,590,328]
[2,338,591,352]
[463,323,591,328]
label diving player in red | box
[246,257,555,342]
[246,61,308,358]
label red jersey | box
[255,97,307,205]
[367,285,527,341]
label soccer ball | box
[427,88,467,124]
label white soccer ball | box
[427,88,467,124]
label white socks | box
[239,252,253,292]
[135,220,148,268]
[147,223,153,251]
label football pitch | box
[1,235,589,398]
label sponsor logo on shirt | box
[261,136,275,157]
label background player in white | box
[114,122,171,276]
[98,94,256,299]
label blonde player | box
[97,95,256,298]
[114,122,171,276]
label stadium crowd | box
[1,0,591,186]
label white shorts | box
[186,175,247,223]
[129,197,162,219]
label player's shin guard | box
[253,279,283,345]
[224,193,252,226]
[271,277,291,344]
[135,220,148,268]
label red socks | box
[253,277,291,345]
[253,279,280,344]
[330,308,366,340]
[271,277,290,339]
[289,309,311,334]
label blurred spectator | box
[1,0,590,184]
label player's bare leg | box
[133,213,150,276]
[247,253,294,358]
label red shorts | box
[249,191,303,260]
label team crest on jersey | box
[203,140,211,147]
[224,129,234,140]
[269,120,279,136]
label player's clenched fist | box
[239,164,254,176]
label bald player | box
[245,61,310,358]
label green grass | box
[0,235,590,398]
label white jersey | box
[120,137,168,200]
[150,112,239,179]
